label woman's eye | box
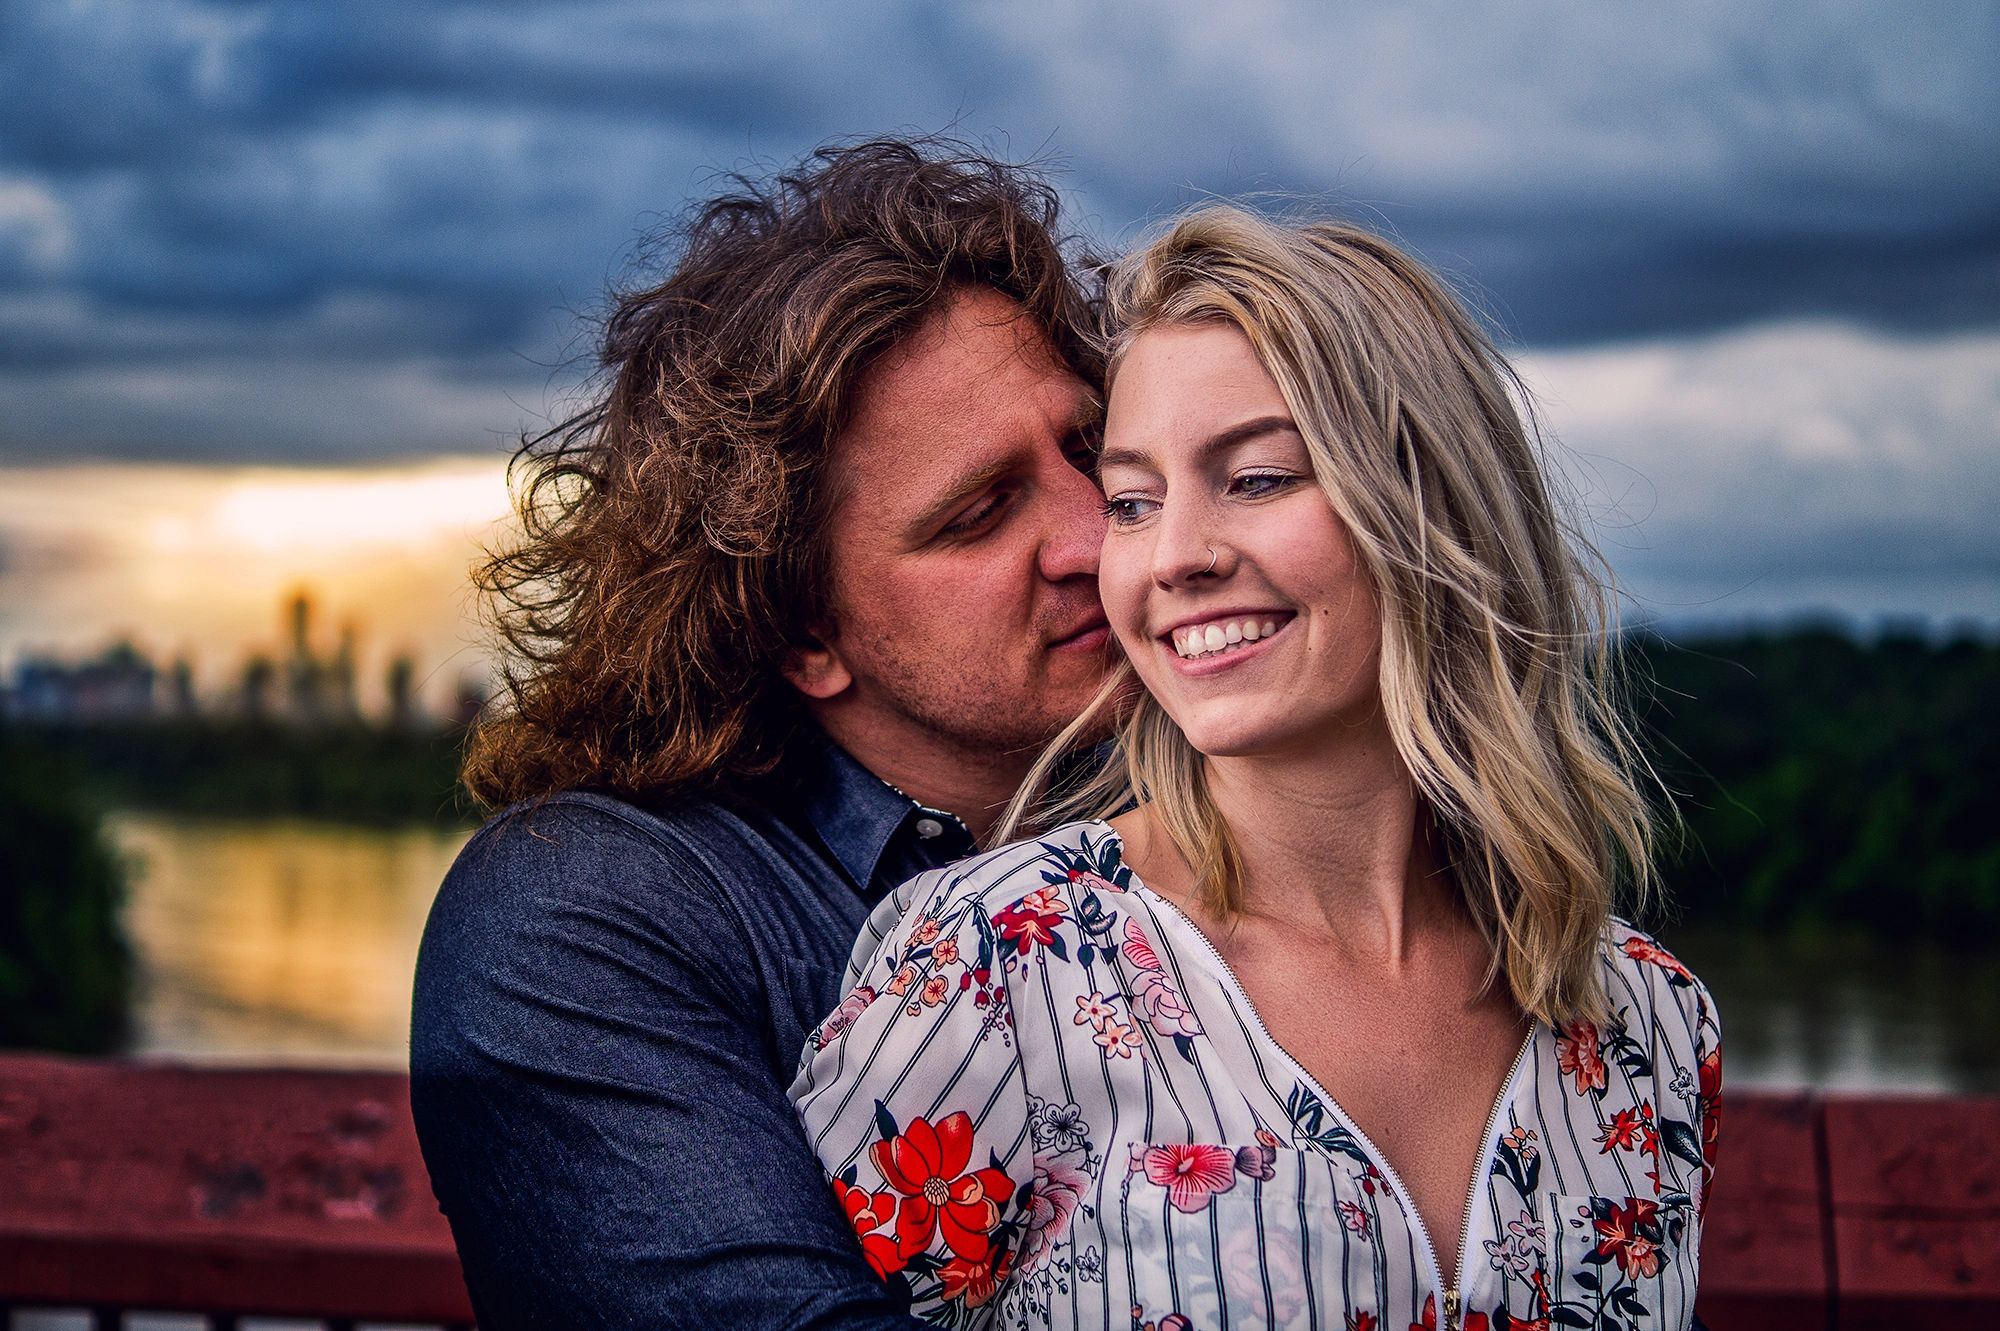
[1232,471,1299,498]
[1100,495,1157,525]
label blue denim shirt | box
[410,734,974,1329]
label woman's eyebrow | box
[1097,414,1298,472]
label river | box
[107,812,2000,1092]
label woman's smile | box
[1160,609,1297,675]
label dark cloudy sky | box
[1,0,1996,625]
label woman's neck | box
[1184,711,1461,965]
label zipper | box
[1445,1026,1538,1329]
[1119,842,1537,1331]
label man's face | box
[798,286,1112,763]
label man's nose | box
[1035,454,1103,582]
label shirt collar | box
[792,727,973,896]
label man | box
[410,138,1111,1328]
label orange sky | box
[0,458,512,715]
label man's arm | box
[409,799,920,1330]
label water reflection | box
[107,814,2000,1091]
[1670,925,2000,1094]
[111,812,470,1064]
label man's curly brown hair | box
[462,138,1103,812]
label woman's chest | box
[1015,971,1704,1331]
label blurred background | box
[2,1,1995,1093]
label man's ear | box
[780,631,854,701]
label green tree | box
[0,723,133,1052]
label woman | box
[791,207,1720,1331]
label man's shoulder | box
[431,786,818,943]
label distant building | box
[6,642,157,723]
[280,590,361,724]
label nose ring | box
[1203,546,1218,574]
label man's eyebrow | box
[1097,414,1298,472]
[905,456,1015,540]
[906,396,1105,540]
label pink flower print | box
[1022,884,1065,915]
[1019,1155,1090,1274]
[1121,918,1165,971]
[912,917,942,946]
[931,937,959,965]
[812,985,876,1048]
[1222,1211,1308,1325]
[1507,1211,1546,1258]
[1123,920,1204,1039]
[885,964,918,998]
[1338,1198,1371,1239]
[1074,991,1118,1029]
[1094,1019,1142,1060]
[1143,1143,1239,1213]
[919,975,950,1007]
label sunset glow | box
[0,458,514,713]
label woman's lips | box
[1160,612,1293,677]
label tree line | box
[4,626,1994,1054]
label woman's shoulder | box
[1598,916,1721,1053]
[895,818,1131,922]
[833,821,1131,993]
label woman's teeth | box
[1171,617,1281,660]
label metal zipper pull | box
[1443,1287,1461,1331]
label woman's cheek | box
[1096,545,1153,660]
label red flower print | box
[1592,1196,1663,1279]
[832,1177,903,1278]
[869,1111,1017,1261]
[1596,1101,1656,1157]
[1347,1313,1378,1331]
[1597,1105,1644,1153]
[993,893,1065,953]
[1699,1045,1723,1159]
[1620,934,1692,983]
[1142,1143,1239,1213]
[936,1247,1012,1307]
[1556,1021,1608,1095]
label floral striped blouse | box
[790,821,1721,1331]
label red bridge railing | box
[1,1051,1996,1329]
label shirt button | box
[915,817,946,840]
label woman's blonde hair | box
[1002,205,1657,1026]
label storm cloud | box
[0,0,1993,620]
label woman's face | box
[1098,321,1382,760]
